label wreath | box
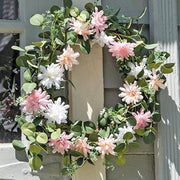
[12,0,174,176]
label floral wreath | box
[12,0,174,176]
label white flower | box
[92,31,115,47]
[44,98,69,124]
[38,63,64,89]
[119,81,143,104]
[115,123,136,144]
[128,58,151,78]
[57,45,80,71]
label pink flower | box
[91,7,108,34]
[57,45,80,71]
[119,81,143,104]
[132,108,152,129]
[148,69,166,92]
[21,88,50,114]
[49,132,74,155]
[96,134,116,158]
[73,137,92,157]
[108,41,136,60]
[69,18,94,41]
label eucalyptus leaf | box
[29,156,42,170]
[80,40,90,54]
[30,14,44,26]
[36,133,48,144]
[12,45,25,52]
[22,83,36,93]
[21,122,36,136]
[12,140,26,151]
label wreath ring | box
[11,1,174,176]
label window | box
[0,0,21,143]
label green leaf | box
[24,69,32,82]
[77,157,85,167]
[80,10,90,20]
[25,45,35,51]
[143,131,155,144]
[80,40,91,54]
[135,128,145,136]
[29,156,42,170]
[85,3,95,12]
[98,118,107,127]
[70,7,79,17]
[12,140,26,151]
[29,144,41,154]
[50,5,60,14]
[22,83,36,93]
[124,76,135,83]
[138,7,147,19]
[115,155,126,165]
[21,122,36,136]
[164,63,175,68]
[11,45,25,52]
[16,56,28,67]
[160,65,173,74]
[144,43,158,50]
[63,0,72,8]
[55,38,65,45]
[89,133,98,142]
[27,60,38,69]
[51,128,61,139]
[30,14,44,26]
[69,150,83,157]
[123,132,133,140]
[61,168,70,175]
[47,123,56,132]
[152,112,161,122]
[84,121,96,134]
[114,143,126,153]
[154,62,163,69]
[67,31,78,45]
[137,79,148,87]
[137,69,144,78]
[71,125,82,136]
[32,41,46,48]
[63,155,70,167]
[81,19,90,30]
[126,117,136,126]
[36,133,48,144]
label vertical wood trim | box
[70,44,105,180]
[70,0,106,179]
[149,0,180,179]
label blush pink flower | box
[73,137,92,157]
[119,81,143,104]
[57,45,80,71]
[49,132,74,155]
[132,108,152,129]
[69,18,94,41]
[148,68,166,92]
[21,88,50,114]
[91,7,108,34]
[108,41,136,60]
[96,134,116,158]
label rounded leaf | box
[21,122,36,136]
[30,14,44,26]
[29,156,42,170]
[36,132,48,144]
[12,140,26,151]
